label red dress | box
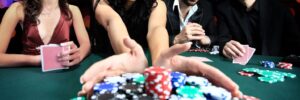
[22,12,72,55]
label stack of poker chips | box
[71,70,256,100]
[260,61,275,68]
[242,68,296,84]
[144,66,172,100]
[277,62,293,69]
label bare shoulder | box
[6,2,24,20]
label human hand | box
[78,38,147,97]
[174,23,210,45]
[155,42,243,98]
[57,41,81,67]
[222,40,246,59]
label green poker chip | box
[133,75,145,84]
[258,77,278,84]
[70,96,86,100]
[282,72,297,78]
[242,68,260,73]
[257,70,284,78]
[176,86,203,99]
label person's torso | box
[22,11,72,55]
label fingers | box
[223,40,245,58]
[80,61,112,84]
[123,38,144,56]
[180,59,243,97]
[162,42,192,59]
[78,69,126,97]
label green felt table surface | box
[0,52,299,100]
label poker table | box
[0,52,299,100]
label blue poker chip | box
[261,61,275,68]
[171,72,187,89]
[93,82,118,94]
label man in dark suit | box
[217,0,300,59]
[165,0,217,49]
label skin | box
[173,0,211,45]
[92,0,168,64]
[0,0,90,67]
[222,0,256,59]
[78,0,242,98]
[78,38,243,98]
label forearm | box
[0,54,39,67]
[148,27,169,65]
[106,17,130,54]
[79,42,91,61]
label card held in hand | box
[40,44,70,72]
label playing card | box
[233,45,249,65]
[246,46,256,63]
[189,56,213,62]
[40,44,69,72]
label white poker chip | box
[121,73,143,80]
[104,76,126,84]
[186,76,211,87]
[201,86,231,100]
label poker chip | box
[118,83,144,95]
[144,66,172,100]
[238,71,254,77]
[176,86,204,99]
[258,77,279,84]
[277,62,293,70]
[260,61,275,68]
[93,82,118,94]
[104,76,126,85]
[70,96,86,100]
[201,86,231,100]
[95,92,115,100]
[209,45,220,55]
[242,68,260,73]
[188,48,209,52]
[171,72,187,89]
[186,76,210,87]
[133,75,146,84]
[134,93,154,100]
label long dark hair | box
[94,0,157,26]
[23,0,72,25]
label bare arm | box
[69,5,91,60]
[93,0,130,54]
[0,2,40,67]
[147,0,169,64]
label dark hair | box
[23,0,72,25]
[94,0,157,26]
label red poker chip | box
[238,71,254,77]
[144,66,172,100]
[242,95,260,100]
[277,62,293,70]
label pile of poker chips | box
[277,62,293,70]
[242,68,296,84]
[188,48,210,52]
[209,45,220,55]
[71,66,258,100]
[260,61,275,68]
